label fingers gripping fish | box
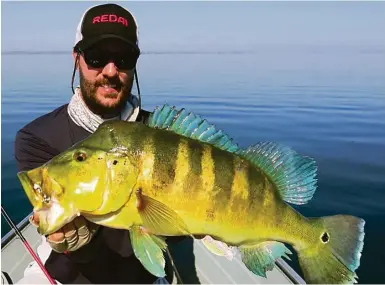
[17,104,365,284]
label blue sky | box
[2,1,385,52]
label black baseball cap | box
[74,3,139,53]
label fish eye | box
[74,152,87,162]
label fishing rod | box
[1,206,57,284]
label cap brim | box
[77,34,139,52]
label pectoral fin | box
[135,189,190,236]
[201,235,237,260]
[239,241,292,278]
[129,225,167,278]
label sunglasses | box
[80,48,140,70]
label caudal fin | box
[297,215,365,284]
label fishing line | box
[134,69,141,109]
[165,247,184,284]
[1,206,57,284]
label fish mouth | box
[17,169,76,235]
[17,170,42,208]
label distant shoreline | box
[3,45,385,56]
[1,46,385,55]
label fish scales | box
[184,139,203,196]
[105,125,312,245]
[210,147,234,211]
[132,128,290,243]
[137,132,208,212]
[134,130,156,191]
[171,138,190,195]
[152,130,179,193]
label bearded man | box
[14,3,198,284]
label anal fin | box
[240,241,292,278]
[130,225,168,278]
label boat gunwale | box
[1,211,32,247]
[1,212,306,284]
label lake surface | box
[2,47,385,283]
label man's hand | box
[31,213,100,253]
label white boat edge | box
[1,213,306,284]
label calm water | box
[2,48,385,283]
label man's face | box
[74,39,139,117]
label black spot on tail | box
[113,160,118,165]
[321,232,330,243]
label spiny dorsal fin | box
[238,142,318,205]
[147,104,240,153]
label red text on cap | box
[92,14,128,26]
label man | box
[14,3,198,284]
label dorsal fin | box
[147,104,318,205]
[147,104,240,153]
[238,142,318,205]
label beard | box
[79,67,133,118]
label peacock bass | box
[17,104,365,284]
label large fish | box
[18,104,365,284]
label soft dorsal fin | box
[238,142,318,205]
[147,104,240,153]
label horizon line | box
[3,43,385,56]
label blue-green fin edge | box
[147,104,318,205]
[148,104,240,153]
[239,241,292,278]
[129,225,167,278]
[238,143,318,205]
